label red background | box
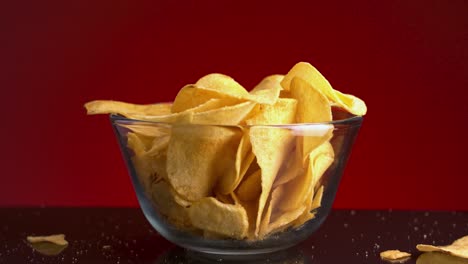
[2,1,467,209]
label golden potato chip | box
[310,142,334,190]
[417,236,468,259]
[127,132,156,191]
[246,98,297,125]
[120,122,171,138]
[246,99,297,237]
[131,98,227,123]
[172,85,245,113]
[196,73,250,98]
[290,76,333,162]
[166,124,241,201]
[27,234,69,256]
[310,185,324,210]
[192,101,256,125]
[281,62,367,116]
[259,186,306,237]
[27,234,68,246]
[290,77,332,123]
[267,205,306,236]
[146,134,170,156]
[188,197,249,239]
[236,169,261,202]
[272,148,302,187]
[85,100,172,116]
[151,181,191,228]
[258,186,284,237]
[217,131,255,194]
[278,143,332,226]
[277,159,312,212]
[380,250,411,261]
[248,75,283,105]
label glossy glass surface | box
[110,108,363,254]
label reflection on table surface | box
[155,246,309,264]
[0,208,467,263]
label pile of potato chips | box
[85,62,367,240]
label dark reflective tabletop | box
[1,208,467,263]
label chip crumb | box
[380,250,411,262]
[26,234,68,246]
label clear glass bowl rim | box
[110,111,363,128]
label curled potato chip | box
[127,133,156,191]
[248,75,283,105]
[196,73,250,98]
[236,169,261,202]
[166,124,241,201]
[273,147,302,187]
[188,197,249,239]
[172,85,244,113]
[290,76,333,162]
[192,101,256,125]
[281,62,367,116]
[217,131,255,194]
[247,98,297,237]
[27,234,69,256]
[417,236,468,259]
[27,234,68,246]
[85,100,172,116]
[151,181,191,228]
[132,98,231,123]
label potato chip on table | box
[85,61,367,247]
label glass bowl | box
[110,107,363,255]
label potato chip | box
[272,147,302,187]
[151,181,191,228]
[85,100,172,116]
[289,76,333,162]
[172,85,244,113]
[417,235,468,259]
[196,73,250,98]
[258,186,284,237]
[135,100,255,126]
[166,124,241,201]
[277,158,312,212]
[27,234,69,256]
[259,186,306,237]
[380,250,411,261]
[310,185,324,210]
[248,75,283,105]
[146,134,170,156]
[217,131,255,194]
[267,205,306,236]
[188,197,249,239]
[246,98,297,237]
[236,169,261,202]
[192,101,256,125]
[27,234,68,246]
[127,132,156,191]
[310,141,334,190]
[281,62,367,116]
